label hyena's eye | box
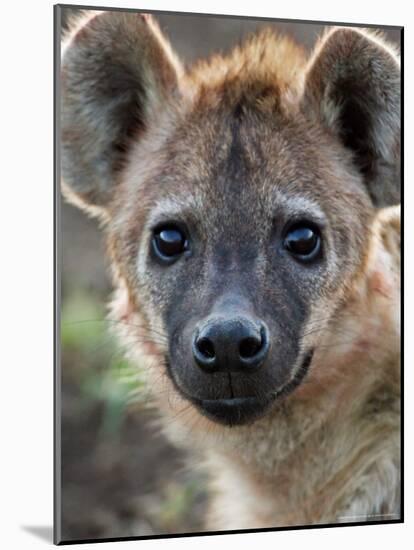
[283,223,321,262]
[152,224,189,262]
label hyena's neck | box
[161,353,399,528]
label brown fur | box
[150,206,401,529]
[61,12,401,530]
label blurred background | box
[59,6,401,542]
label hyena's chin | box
[190,396,275,427]
[165,349,314,427]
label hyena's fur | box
[61,11,401,529]
[201,207,401,528]
[109,205,400,529]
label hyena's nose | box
[192,317,270,373]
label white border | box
[1,1,411,548]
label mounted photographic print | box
[55,4,402,544]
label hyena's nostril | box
[192,330,218,373]
[239,335,262,359]
[238,325,269,366]
[192,319,269,373]
[197,337,216,359]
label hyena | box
[61,11,401,530]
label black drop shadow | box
[22,526,54,544]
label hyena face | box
[121,109,373,426]
[61,13,400,426]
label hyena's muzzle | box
[174,292,312,426]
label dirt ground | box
[61,370,208,541]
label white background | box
[0,0,411,548]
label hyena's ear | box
[302,27,400,207]
[60,12,182,217]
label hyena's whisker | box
[65,317,169,341]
